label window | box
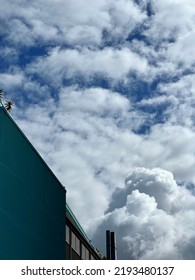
[71,232,80,255]
[86,248,89,260]
[81,244,90,260]
[71,232,76,250]
[81,244,85,259]
[75,236,80,255]
[66,225,70,244]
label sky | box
[1,0,195,259]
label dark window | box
[66,225,70,244]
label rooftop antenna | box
[4,100,14,112]
[0,89,14,112]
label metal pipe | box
[111,231,117,260]
[106,230,111,260]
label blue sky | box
[1,0,195,259]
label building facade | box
[0,104,100,260]
[66,204,100,260]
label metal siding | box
[0,107,66,259]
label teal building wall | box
[0,106,66,259]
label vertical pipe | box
[111,232,117,260]
[106,230,111,260]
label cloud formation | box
[27,47,148,83]
[1,0,195,259]
[93,167,195,259]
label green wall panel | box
[0,106,66,259]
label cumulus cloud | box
[92,167,195,259]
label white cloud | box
[156,74,195,127]
[27,47,148,84]
[139,95,175,106]
[0,47,18,63]
[0,72,24,89]
[0,0,146,47]
[148,124,195,181]
[167,31,195,67]
[144,0,195,42]
[58,86,130,116]
[92,167,195,259]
